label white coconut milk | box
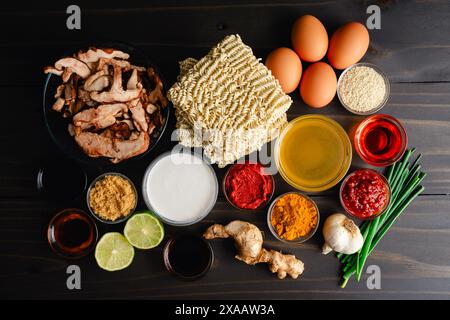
[143,152,218,225]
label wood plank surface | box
[1,196,449,299]
[2,0,450,85]
[0,0,449,300]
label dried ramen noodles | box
[168,35,292,167]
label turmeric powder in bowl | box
[268,192,319,242]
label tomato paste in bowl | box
[223,162,274,211]
[340,169,391,220]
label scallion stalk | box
[339,148,425,288]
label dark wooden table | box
[1,0,450,300]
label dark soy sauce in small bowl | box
[163,235,213,280]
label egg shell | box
[291,15,328,62]
[265,47,302,94]
[300,62,337,108]
[328,22,370,70]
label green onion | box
[339,149,425,288]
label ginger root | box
[203,220,304,279]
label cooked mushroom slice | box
[62,68,73,83]
[78,88,97,107]
[110,132,149,163]
[70,100,84,115]
[73,103,128,130]
[44,66,63,76]
[74,132,113,158]
[148,122,156,135]
[110,122,132,139]
[128,97,140,108]
[64,81,76,105]
[77,48,130,64]
[146,67,168,107]
[68,124,76,137]
[129,131,139,140]
[54,57,91,79]
[147,85,168,107]
[54,84,65,99]
[90,66,142,103]
[52,97,65,112]
[86,75,110,92]
[129,101,148,132]
[84,69,111,92]
[101,128,114,139]
[146,103,157,114]
[131,65,146,72]
[152,112,164,128]
[119,119,135,130]
[126,69,139,90]
[97,58,131,71]
[74,131,149,163]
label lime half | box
[95,232,134,271]
[124,212,164,249]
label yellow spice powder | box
[89,175,136,221]
[271,193,318,240]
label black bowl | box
[36,157,87,203]
[42,41,171,167]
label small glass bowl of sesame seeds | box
[337,63,390,115]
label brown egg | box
[291,15,328,62]
[328,22,370,70]
[300,62,336,108]
[265,47,302,94]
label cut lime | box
[95,232,134,271]
[124,212,164,249]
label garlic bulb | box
[322,213,363,255]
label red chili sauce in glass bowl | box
[340,169,390,220]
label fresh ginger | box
[203,220,304,279]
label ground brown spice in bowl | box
[88,174,136,222]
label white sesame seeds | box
[339,65,387,114]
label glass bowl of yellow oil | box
[275,115,352,192]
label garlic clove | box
[322,243,333,255]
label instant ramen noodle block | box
[168,34,292,167]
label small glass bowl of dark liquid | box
[37,158,87,202]
[47,209,98,259]
[163,235,214,280]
